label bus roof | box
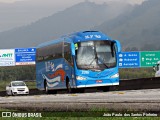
[37,38,63,48]
[37,31,112,48]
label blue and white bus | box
[36,31,121,93]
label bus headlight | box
[76,76,87,80]
[110,73,119,78]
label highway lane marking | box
[68,94,78,96]
[112,92,125,95]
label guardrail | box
[110,77,160,91]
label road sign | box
[140,51,160,67]
[118,52,140,68]
[15,48,36,65]
[0,49,15,66]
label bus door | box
[64,42,75,88]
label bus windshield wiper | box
[89,44,98,66]
[89,56,97,66]
[97,57,109,68]
[89,54,109,68]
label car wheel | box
[11,91,14,96]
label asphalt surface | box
[0,89,160,113]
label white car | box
[6,81,29,96]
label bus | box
[36,31,121,93]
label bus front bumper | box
[76,78,119,88]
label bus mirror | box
[71,43,75,56]
[114,40,121,53]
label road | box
[0,89,160,113]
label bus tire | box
[66,78,72,93]
[44,80,49,94]
[44,81,57,94]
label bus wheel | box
[101,86,110,92]
[66,81,72,93]
[45,81,57,94]
[45,81,49,94]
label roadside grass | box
[0,108,17,111]
[24,81,37,90]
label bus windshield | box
[75,40,116,71]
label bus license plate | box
[96,80,102,83]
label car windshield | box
[12,82,26,86]
[75,40,116,71]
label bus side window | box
[37,43,63,62]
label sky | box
[0,0,145,32]
[0,0,145,4]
